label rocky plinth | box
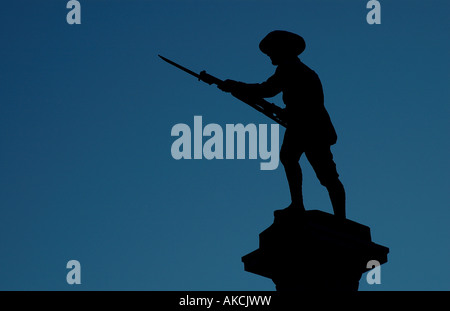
[242,210,389,291]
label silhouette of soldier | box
[218,30,346,218]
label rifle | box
[158,55,287,128]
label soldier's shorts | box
[280,129,340,187]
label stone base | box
[242,210,389,291]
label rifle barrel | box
[158,54,287,127]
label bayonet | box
[158,55,200,80]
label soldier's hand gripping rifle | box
[158,55,287,128]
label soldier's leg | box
[327,178,346,218]
[279,130,304,209]
[305,146,346,218]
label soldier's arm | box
[218,69,282,98]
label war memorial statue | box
[160,30,389,291]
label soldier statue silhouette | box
[218,30,346,219]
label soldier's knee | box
[319,175,341,189]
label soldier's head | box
[259,30,305,65]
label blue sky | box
[0,0,449,290]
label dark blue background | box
[0,0,448,290]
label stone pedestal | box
[242,210,389,291]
